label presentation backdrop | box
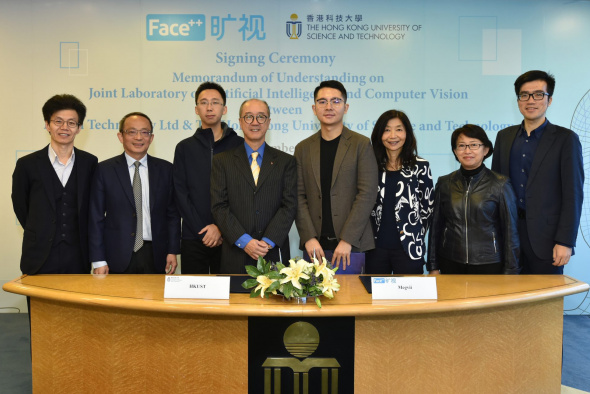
[1,0,589,312]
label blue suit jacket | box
[491,121,584,259]
[88,153,181,273]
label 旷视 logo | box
[146,14,206,41]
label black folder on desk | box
[222,275,252,294]
[359,276,373,293]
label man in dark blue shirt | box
[492,70,583,274]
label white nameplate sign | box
[164,276,230,299]
[371,277,438,300]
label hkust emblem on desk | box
[262,321,340,393]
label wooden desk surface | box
[3,274,588,316]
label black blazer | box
[88,153,181,273]
[491,122,584,259]
[211,144,298,273]
[12,146,97,274]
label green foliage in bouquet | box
[242,256,340,308]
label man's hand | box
[166,254,178,274]
[332,240,352,270]
[199,224,223,248]
[244,240,269,260]
[304,238,325,261]
[429,270,440,275]
[93,266,109,275]
[553,244,572,267]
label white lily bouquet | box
[242,256,341,308]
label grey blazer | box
[294,127,378,251]
[211,144,298,273]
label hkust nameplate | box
[164,276,230,299]
[371,277,438,300]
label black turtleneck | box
[460,164,485,178]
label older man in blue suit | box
[89,112,180,274]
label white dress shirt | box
[48,145,75,186]
[91,153,152,270]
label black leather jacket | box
[427,166,520,274]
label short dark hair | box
[239,99,270,117]
[514,70,556,97]
[314,80,347,102]
[195,82,227,106]
[119,112,154,133]
[42,94,87,124]
[371,110,418,170]
[451,124,494,162]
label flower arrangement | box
[242,256,340,308]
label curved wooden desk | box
[3,274,588,393]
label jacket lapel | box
[527,123,557,189]
[502,126,519,174]
[114,153,135,207]
[257,146,277,188]
[234,145,257,190]
[147,155,157,213]
[331,127,351,188]
[74,148,86,213]
[36,148,57,212]
[309,132,321,192]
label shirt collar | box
[124,152,148,167]
[519,118,548,139]
[48,145,75,166]
[244,141,265,159]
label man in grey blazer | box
[211,99,297,274]
[295,80,378,270]
[491,70,583,274]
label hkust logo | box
[286,13,302,39]
[147,14,206,41]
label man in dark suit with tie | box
[12,94,97,275]
[491,70,584,274]
[89,112,180,274]
[211,99,297,273]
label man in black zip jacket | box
[173,82,243,274]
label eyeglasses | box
[124,129,153,138]
[241,114,268,124]
[51,119,79,129]
[197,100,223,107]
[456,143,484,151]
[315,98,344,107]
[517,92,550,101]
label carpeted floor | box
[0,314,588,393]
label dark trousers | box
[120,242,157,274]
[365,247,425,275]
[518,217,564,274]
[38,241,86,274]
[180,239,221,274]
[439,257,503,274]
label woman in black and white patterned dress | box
[367,110,435,274]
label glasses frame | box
[197,100,224,107]
[123,129,153,138]
[315,98,344,107]
[50,119,80,129]
[456,143,484,152]
[241,114,269,124]
[517,92,550,102]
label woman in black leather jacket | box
[427,124,520,274]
